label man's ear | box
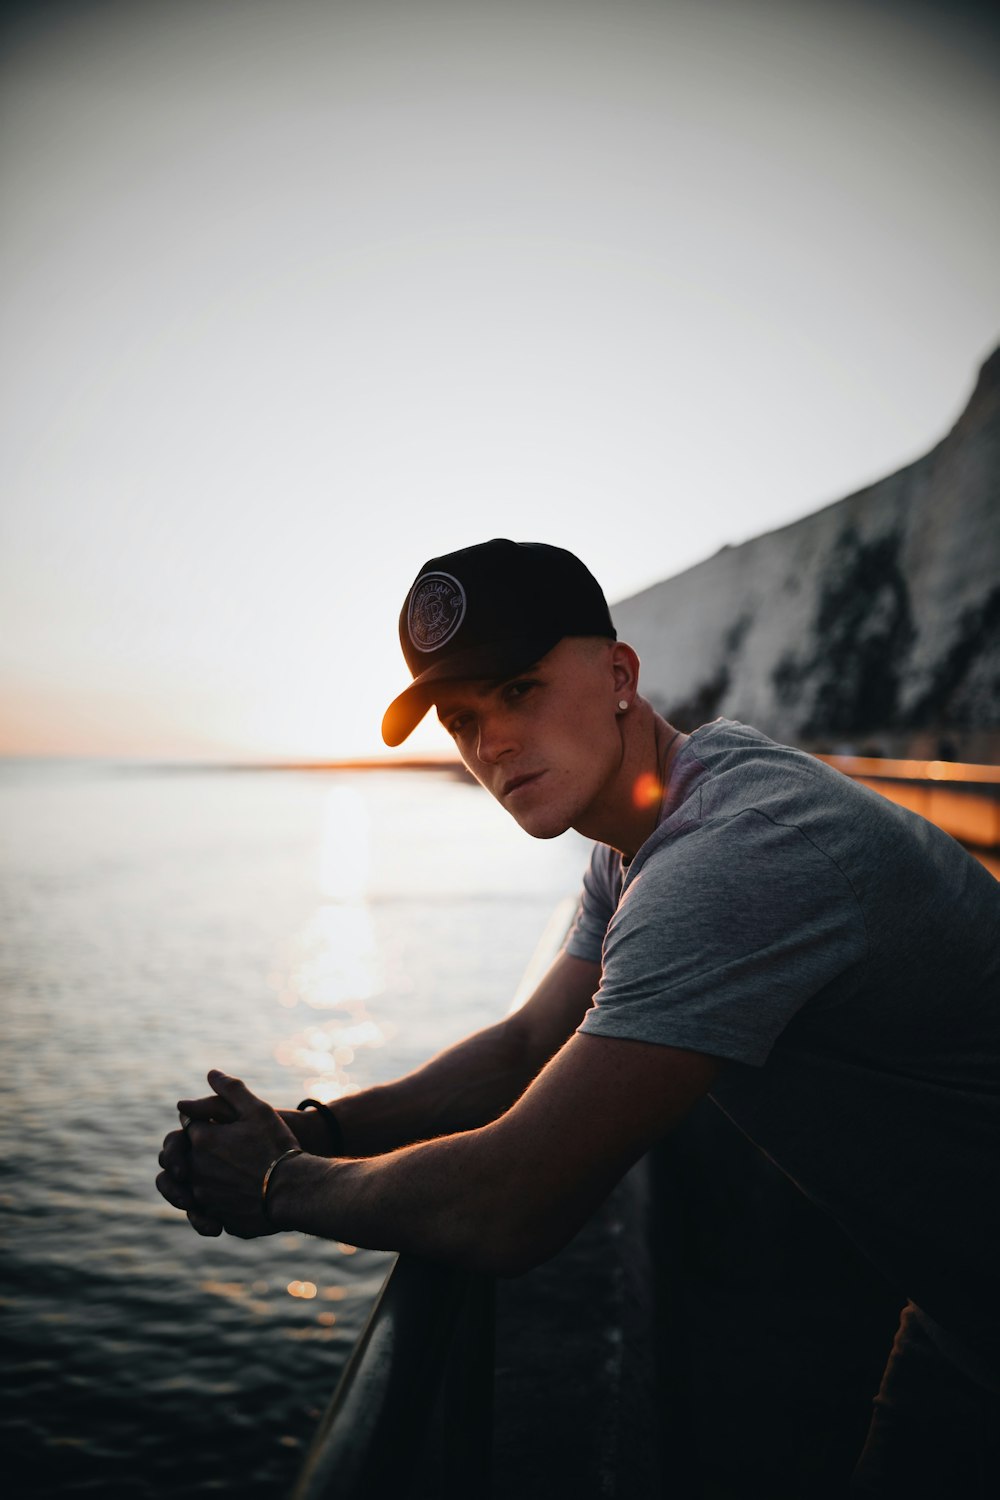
[610,642,640,700]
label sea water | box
[0,761,590,1499]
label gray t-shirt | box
[567,719,1000,1358]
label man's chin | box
[507,805,572,841]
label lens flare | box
[632,772,663,809]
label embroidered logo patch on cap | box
[407,571,467,653]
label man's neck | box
[574,704,688,859]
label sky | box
[2,0,998,760]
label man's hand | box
[156,1086,238,1236]
[156,1071,299,1238]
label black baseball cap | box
[381,539,616,746]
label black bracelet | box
[297,1098,345,1156]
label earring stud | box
[618,700,629,712]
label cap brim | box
[381,634,562,747]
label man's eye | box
[447,715,473,737]
[505,679,538,702]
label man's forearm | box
[311,952,599,1158]
[260,1025,705,1275]
[188,1027,715,1273]
[265,1117,591,1277]
[331,1016,536,1156]
[265,1132,508,1270]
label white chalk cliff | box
[613,347,1000,759]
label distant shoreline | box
[113,756,469,776]
[0,753,469,778]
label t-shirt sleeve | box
[563,842,620,964]
[578,810,868,1066]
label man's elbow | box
[459,1203,577,1279]
[462,1238,549,1279]
[486,1240,557,1279]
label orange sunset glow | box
[2,2,997,765]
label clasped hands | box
[156,1070,299,1239]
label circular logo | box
[407,571,467,653]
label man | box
[158,538,1000,1493]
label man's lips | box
[501,771,545,799]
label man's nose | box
[476,714,518,764]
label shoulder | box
[641,719,864,873]
[586,807,869,1065]
[623,806,864,929]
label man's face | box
[434,637,625,839]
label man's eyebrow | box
[486,661,543,689]
[436,664,544,720]
[435,692,476,721]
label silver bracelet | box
[261,1146,304,1220]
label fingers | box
[159,1078,264,1234]
[175,1093,237,1124]
[159,1128,191,1180]
[205,1069,266,1118]
[157,1160,229,1234]
[186,1208,224,1237]
[156,1169,197,1213]
[159,1075,287,1239]
[222,1217,270,1240]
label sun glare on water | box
[273,785,397,1100]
